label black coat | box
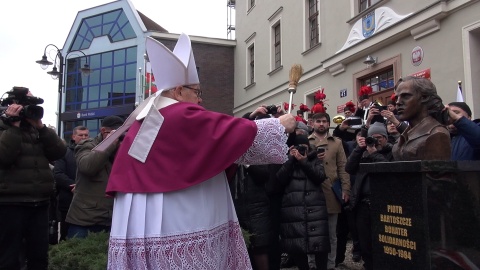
[275,152,330,254]
[229,164,272,248]
[53,141,77,213]
[346,143,393,209]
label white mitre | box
[92,33,199,157]
[129,34,200,162]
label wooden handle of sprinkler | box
[287,87,296,114]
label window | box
[70,9,136,51]
[248,44,255,85]
[65,47,137,111]
[359,68,395,105]
[359,0,380,13]
[360,69,394,93]
[273,23,281,69]
[308,0,319,48]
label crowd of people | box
[1,33,479,270]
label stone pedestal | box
[359,161,480,269]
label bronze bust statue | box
[392,76,451,161]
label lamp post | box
[35,44,91,136]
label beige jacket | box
[308,133,350,214]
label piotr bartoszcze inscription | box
[378,205,417,260]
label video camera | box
[0,87,44,121]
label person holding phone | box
[346,122,394,270]
[275,134,329,270]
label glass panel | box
[111,31,123,42]
[100,84,111,100]
[89,54,101,70]
[113,82,124,93]
[125,80,135,95]
[88,100,99,109]
[114,50,125,65]
[102,52,113,67]
[117,12,128,27]
[101,68,112,83]
[99,99,109,107]
[126,47,136,62]
[113,66,125,82]
[85,31,94,42]
[85,15,102,27]
[77,23,88,37]
[103,10,121,24]
[89,86,100,100]
[121,23,136,39]
[86,119,98,131]
[103,23,114,35]
[125,63,136,80]
[91,25,102,37]
[81,102,87,109]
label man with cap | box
[66,115,124,239]
[445,101,480,160]
[346,122,394,270]
[104,34,296,269]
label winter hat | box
[367,122,387,138]
[294,134,309,146]
[101,115,124,129]
[296,122,309,133]
[448,102,472,117]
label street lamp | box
[35,44,91,136]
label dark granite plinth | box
[359,161,480,269]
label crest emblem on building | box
[362,11,376,38]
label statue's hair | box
[396,76,445,122]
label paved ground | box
[282,241,364,270]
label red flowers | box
[359,85,373,96]
[315,88,326,101]
[311,88,328,114]
[283,102,296,111]
[299,103,310,112]
[344,101,356,113]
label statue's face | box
[395,81,421,122]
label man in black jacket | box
[0,90,66,269]
[346,122,393,270]
[54,126,89,241]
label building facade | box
[233,0,480,119]
[57,0,235,140]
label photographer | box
[346,122,393,270]
[0,88,66,269]
[276,134,329,270]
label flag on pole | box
[456,81,464,102]
[143,61,158,98]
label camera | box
[373,104,387,112]
[265,105,278,115]
[0,86,44,121]
[295,145,307,155]
[365,136,378,147]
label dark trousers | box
[59,211,70,242]
[67,224,110,239]
[0,204,49,270]
[267,195,282,270]
[290,252,328,270]
[356,201,373,270]
[336,208,361,264]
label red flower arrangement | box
[283,102,296,111]
[344,101,356,113]
[359,85,373,96]
[311,88,328,114]
[299,103,310,112]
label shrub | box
[48,232,109,270]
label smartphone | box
[317,147,326,154]
[346,117,363,126]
